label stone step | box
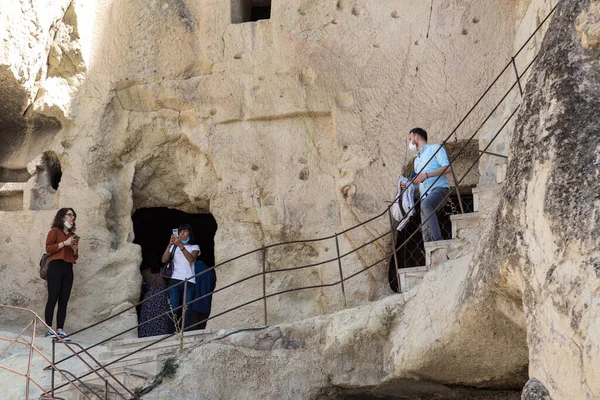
[424,239,455,267]
[54,355,159,399]
[54,368,151,400]
[108,328,218,352]
[424,236,475,267]
[472,184,503,217]
[102,330,217,363]
[60,331,224,398]
[399,270,427,293]
[397,266,428,274]
[56,354,158,382]
[101,341,178,363]
[450,212,481,240]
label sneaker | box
[57,331,72,341]
[44,330,56,338]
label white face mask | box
[64,221,73,229]
[408,141,418,152]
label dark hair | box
[142,252,162,274]
[51,208,77,231]
[410,127,428,142]
[178,223,196,245]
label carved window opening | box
[231,0,271,24]
[45,152,62,190]
[29,151,62,211]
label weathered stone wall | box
[0,0,544,334]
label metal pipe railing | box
[57,89,523,392]
[52,24,544,375]
[66,1,560,345]
[0,305,134,400]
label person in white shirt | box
[161,223,200,333]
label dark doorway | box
[388,194,474,293]
[132,207,218,271]
[132,207,218,331]
[231,0,271,23]
[250,6,270,21]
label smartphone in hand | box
[172,228,179,238]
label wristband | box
[425,173,429,179]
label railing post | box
[104,378,109,399]
[181,279,188,341]
[25,318,36,400]
[334,234,347,309]
[51,335,56,398]
[446,151,465,214]
[262,246,268,327]
[388,208,401,293]
[512,56,523,97]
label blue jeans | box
[420,187,450,242]
[167,279,195,333]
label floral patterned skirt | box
[138,285,169,338]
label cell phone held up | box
[172,228,179,239]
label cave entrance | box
[388,193,475,293]
[132,207,218,272]
[132,207,218,331]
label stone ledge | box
[0,182,27,194]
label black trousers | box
[45,260,74,329]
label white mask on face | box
[408,141,418,152]
[64,221,73,229]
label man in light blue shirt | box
[401,128,451,242]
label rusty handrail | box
[57,81,522,390]
[67,1,559,341]
[54,4,555,374]
[0,305,135,400]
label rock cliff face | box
[0,0,524,332]
[145,0,600,399]
[480,0,600,398]
[2,0,597,399]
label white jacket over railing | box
[391,176,415,232]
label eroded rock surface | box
[144,0,600,399]
[0,0,526,334]
[480,0,600,398]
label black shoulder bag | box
[161,246,177,279]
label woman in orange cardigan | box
[44,208,79,340]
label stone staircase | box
[398,181,503,293]
[52,329,220,399]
